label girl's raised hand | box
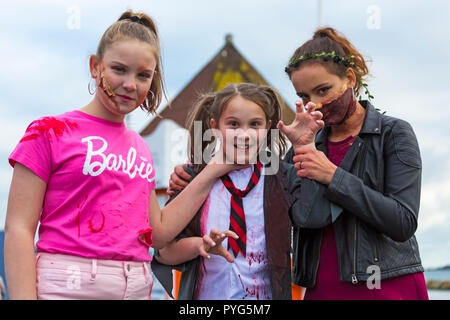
[199,228,238,263]
[277,100,324,149]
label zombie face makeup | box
[318,87,356,126]
[96,63,121,114]
[99,64,116,98]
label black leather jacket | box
[286,101,424,287]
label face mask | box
[318,87,356,126]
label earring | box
[88,78,97,95]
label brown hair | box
[95,10,166,114]
[186,83,288,174]
[285,27,369,95]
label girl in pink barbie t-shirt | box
[5,10,241,300]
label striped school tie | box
[220,161,262,258]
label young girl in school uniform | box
[153,83,329,300]
[4,10,241,300]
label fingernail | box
[221,233,225,237]
[211,242,216,246]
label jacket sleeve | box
[284,146,295,164]
[284,162,343,228]
[326,119,421,242]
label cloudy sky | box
[1,0,449,268]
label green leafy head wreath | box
[285,51,374,103]
[285,28,387,113]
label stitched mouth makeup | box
[99,69,116,98]
[316,87,356,126]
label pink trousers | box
[36,252,153,300]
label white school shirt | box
[196,165,272,300]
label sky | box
[0,0,449,268]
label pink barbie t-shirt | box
[9,110,156,261]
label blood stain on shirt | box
[138,227,153,247]
[238,273,261,300]
[20,117,78,143]
[89,211,105,233]
[75,195,89,238]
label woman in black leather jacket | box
[280,27,428,299]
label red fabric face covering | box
[319,87,356,126]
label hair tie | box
[128,16,144,25]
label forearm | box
[156,237,202,266]
[4,227,38,300]
[163,165,215,220]
[4,163,45,299]
[152,166,217,247]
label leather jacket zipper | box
[372,233,380,263]
[352,221,358,284]
[351,141,366,284]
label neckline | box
[327,135,355,145]
[229,165,254,177]
[72,110,126,128]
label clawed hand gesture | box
[277,100,324,149]
[198,228,239,263]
